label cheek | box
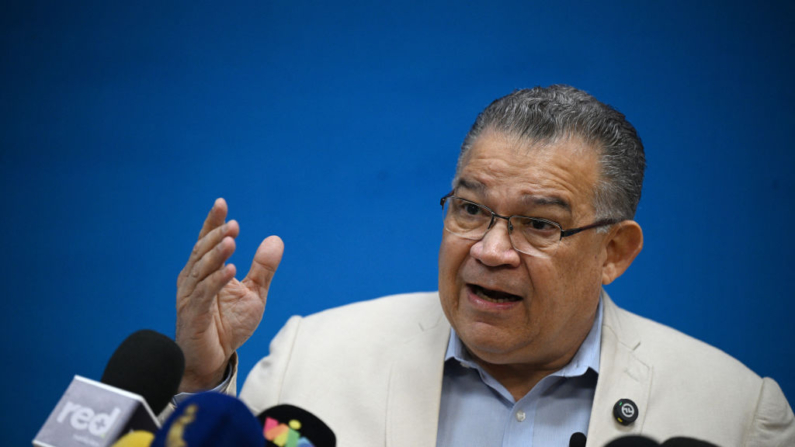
[438,235,469,293]
[438,236,456,284]
[569,244,605,282]
[438,237,457,319]
[552,245,605,306]
[528,246,596,296]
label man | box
[172,86,794,446]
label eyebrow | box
[523,195,572,213]
[454,178,485,194]
[454,177,572,214]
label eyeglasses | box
[440,192,621,258]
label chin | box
[457,323,525,359]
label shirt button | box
[515,410,526,422]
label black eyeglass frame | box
[440,192,622,242]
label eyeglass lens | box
[442,197,560,258]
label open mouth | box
[469,284,522,303]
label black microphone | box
[661,437,719,446]
[604,435,660,446]
[101,329,185,414]
[569,432,587,447]
[257,404,336,447]
[33,330,185,447]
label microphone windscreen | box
[605,435,660,446]
[569,432,587,447]
[661,437,719,446]
[110,430,155,446]
[101,329,185,414]
[152,392,262,447]
[258,404,336,447]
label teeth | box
[473,285,520,303]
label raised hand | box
[175,198,284,392]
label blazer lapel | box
[385,304,451,447]
[587,294,652,446]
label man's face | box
[438,130,611,370]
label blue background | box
[2,1,793,443]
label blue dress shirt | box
[436,298,603,446]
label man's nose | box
[470,217,521,267]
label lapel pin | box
[613,398,639,426]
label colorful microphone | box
[257,404,336,447]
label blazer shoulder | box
[298,291,446,338]
[607,302,760,384]
[244,292,450,447]
[600,299,794,445]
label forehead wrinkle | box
[521,194,572,213]
[455,176,572,215]
[454,133,596,220]
[453,177,485,194]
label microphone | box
[33,330,185,447]
[603,435,721,447]
[151,392,263,447]
[110,431,155,446]
[661,437,719,446]
[101,329,186,414]
[257,404,336,447]
[569,432,587,447]
[604,435,660,446]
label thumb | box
[244,235,284,299]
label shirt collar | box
[445,293,604,378]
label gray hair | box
[457,85,646,221]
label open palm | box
[175,198,283,392]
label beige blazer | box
[235,292,794,446]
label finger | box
[198,198,228,241]
[179,220,240,292]
[242,235,284,301]
[190,263,237,314]
[190,235,237,287]
[177,198,229,288]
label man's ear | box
[601,220,643,285]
